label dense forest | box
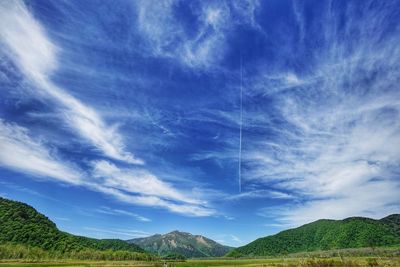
[228,215,400,257]
[0,197,154,260]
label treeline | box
[162,253,187,261]
[0,243,157,261]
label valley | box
[1,197,399,266]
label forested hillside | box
[228,215,400,257]
[0,197,148,259]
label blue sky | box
[0,0,399,246]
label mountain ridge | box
[128,230,233,258]
[0,197,146,254]
[228,214,400,257]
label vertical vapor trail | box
[238,56,243,193]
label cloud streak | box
[0,119,82,184]
[83,227,151,239]
[0,118,214,217]
[92,160,201,205]
[89,182,214,217]
[96,206,151,222]
[0,0,142,165]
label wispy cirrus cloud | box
[92,160,202,206]
[54,217,70,222]
[89,179,215,217]
[83,227,151,239]
[258,180,400,227]
[135,0,259,70]
[0,0,215,217]
[225,189,294,201]
[96,206,151,222]
[90,161,215,216]
[215,234,243,246]
[0,119,82,184]
[0,118,215,217]
[0,0,142,165]
[244,0,400,225]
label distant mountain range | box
[1,196,399,259]
[128,231,233,258]
[0,197,145,254]
[228,214,400,257]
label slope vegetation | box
[228,215,400,257]
[0,197,145,254]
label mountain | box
[128,230,233,258]
[228,215,400,257]
[0,197,145,254]
[379,214,400,237]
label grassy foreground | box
[1,257,400,267]
[1,247,399,266]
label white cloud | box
[0,1,57,77]
[246,1,400,225]
[0,0,142,165]
[84,227,151,239]
[135,0,221,69]
[214,234,244,246]
[54,217,70,221]
[0,119,214,217]
[0,1,216,217]
[89,161,215,217]
[96,206,151,222]
[92,160,201,205]
[231,0,260,27]
[226,189,294,201]
[250,81,400,224]
[89,182,214,217]
[135,0,259,70]
[0,119,82,184]
[230,234,242,243]
[259,179,400,227]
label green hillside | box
[0,197,145,254]
[128,230,233,258]
[228,215,400,257]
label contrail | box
[238,56,243,193]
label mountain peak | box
[128,230,233,258]
[168,230,189,235]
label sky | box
[0,0,399,247]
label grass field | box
[1,257,400,267]
[1,247,399,267]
